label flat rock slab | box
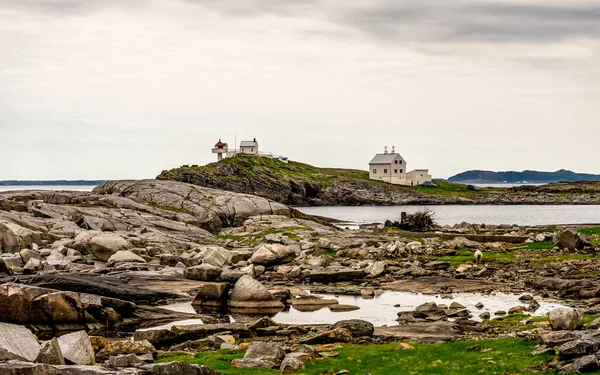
[374,321,462,343]
[382,276,504,294]
[0,322,42,362]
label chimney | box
[384,146,388,154]
[253,138,256,142]
[392,146,395,153]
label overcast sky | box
[1,0,599,180]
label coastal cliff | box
[157,155,600,206]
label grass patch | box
[579,227,600,236]
[216,227,307,241]
[516,241,554,250]
[435,248,516,266]
[317,248,337,256]
[530,254,597,264]
[158,339,553,375]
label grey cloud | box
[338,2,600,44]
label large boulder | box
[0,222,21,253]
[56,331,95,365]
[0,323,42,362]
[553,229,590,250]
[332,319,374,337]
[549,308,584,331]
[73,231,133,261]
[184,264,222,281]
[250,244,298,266]
[228,275,284,312]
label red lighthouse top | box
[214,139,227,148]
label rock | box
[562,354,599,373]
[90,336,110,353]
[542,331,584,347]
[549,308,584,331]
[329,304,360,312]
[109,353,143,368]
[231,341,285,369]
[479,312,491,320]
[201,247,231,268]
[508,306,525,315]
[0,255,24,274]
[559,338,599,358]
[36,338,65,365]
[191,282,230,308]
[416,302,439,312]
[229,275,278,302]
[519,294,534,301]
[365,261,386,277]
[73,231,133,261]
[149,361,220,374]
[0,323,42,362]
[588,318,600,330]
[308,267,367,283]
[245,341,285,362]
[184,264,222,281]
[301,328,353,345]
[96,340,156,361]
[553,229,590,250]
[23,258,43,274]
[20,249,43,264]
[332,320,374,337]
[57,331,95,365]
[280,355,305,373]
[250,244,298,266]
[107,250,146,266]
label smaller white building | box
[239,138,259,154]
[369,146,432,186]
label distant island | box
[448,169,600,184]
[0,180,103,186]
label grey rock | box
[244,341,285,362]
[553,229,590,250]
[36,338,65,365]
[109,353,142,368]
[57,331,95,365]
[73,231,133,261]
[542,331,584,347]
[184,264,222,281]
[201,247,231,268]
[332,320,374,337]
[280,355,305,373]
[250,244,298,266]
[559,338,599,358]
[549,308,584,331]
[107,250,146,266]
[148,361,220,374]
[229,275,276,302]
[0,322,42,362]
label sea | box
[2,185,598,226]
[296,205,600,227]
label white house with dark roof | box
[369,146,432,186]
[238,138,259,154]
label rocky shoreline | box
[2,179,600,374]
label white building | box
[369,146,432,186]
[212,137,288,163]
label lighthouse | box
[212,139,228,161]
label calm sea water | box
[0,185,96,192]
[296,205,600,226]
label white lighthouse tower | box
[212,139,228,161]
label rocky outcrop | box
[0,323,42,362]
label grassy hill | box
[157,155,478,206]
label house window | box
[394,169,398,173]
[384,169,388,174]
[395,160,398,164]
[399,160,403,164]
[251,148,254,152]
[400,169,403,173]
[373,169,377,173]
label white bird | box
[474,250,483,264]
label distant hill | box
[0,180,103,186]
[448,170,600,184]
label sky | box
[1,0,599,180]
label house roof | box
[240,141,258,147]
[214,139,227,148]
[369,153,403,165]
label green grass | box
[516,241,554,250]
[530,254,597,264]
[579,227,600,236]
[435,248,515,266]
[157,338,553,375]
[216,227,307,241]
